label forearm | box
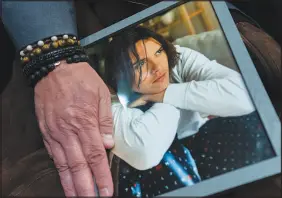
[2,0,77,51]
[173,46,255,117]
[164,75,255,117]
[111,103,180,170]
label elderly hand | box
[34,61,114,197]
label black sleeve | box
[2,0,78,51]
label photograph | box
[84,1,276,197]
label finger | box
[128,97,147,108]
[50,140,77,197]
[35,101,76,197]
[61,135,96,197]
[38,120,53,159]
[78,125,114,197]
[35,104,53,159]
[43,139,53,159]
[39,121,77,197]
[99,97,114,149]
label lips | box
[153,73,166,83]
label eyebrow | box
[132,46,163,66]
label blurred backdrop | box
[85,1,238,83]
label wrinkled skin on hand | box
[34,61,114,197]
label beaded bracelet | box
[66,54,89,64]
[28,53,90,87]
[24,52,83,77]
[19,34,90,87]
[24,51,88,78]
[20,34,80,65]
[22,45,83,66]
[28,61,61,87]
[22,46,84,75]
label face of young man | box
[130,38,170,94]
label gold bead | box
[67,38,75,45]
[42,44,50,51]
[52,41,59,48]
[77,40,80,45]
[22,56,29,63]
[58,39,66,47]
[34,48,42,55]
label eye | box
[155,47,164,56]
[134,59,146,70]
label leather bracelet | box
[22,45,83,69]
[23,49,85,77]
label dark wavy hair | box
[104,26,180,91]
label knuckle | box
[64,106,77,118]
[104,88,111,97]
[99,116,113,127]
[69,162,89,174]
[63,105,95,123]
[85,147,106,167]
[38,121,46,131]
[56,163,69,173]
[100,86,111,98]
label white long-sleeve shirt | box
[110,46,255,170]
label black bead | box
[65,52,72,57]
[66,57,72,63]
[35,71,40,76]
[73,54,80,63]
[48,64,55,69]
[41,66,47,73]
[30,74,35,80]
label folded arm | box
[164,46,255,117]
[110,94,180,170]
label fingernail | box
[102,134,114,148]
[100,188,110,197]
[103,134,113,140]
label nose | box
[149,59,162,76]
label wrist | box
[34,61,91,90]
[29,53,89,87]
